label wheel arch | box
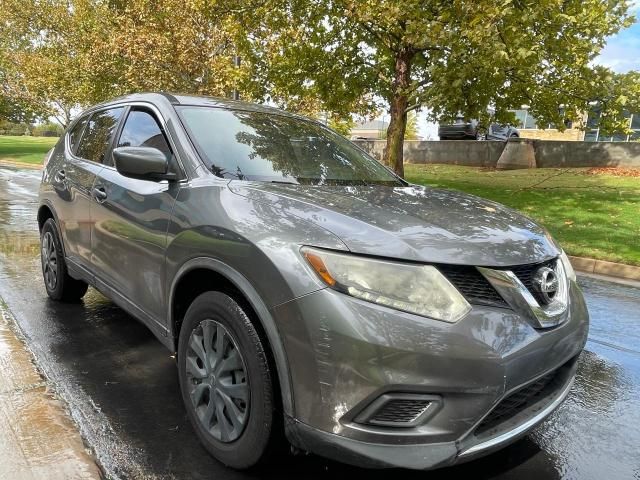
[37,202,55,232]
[37,201,67,257]
[168,257,294,417]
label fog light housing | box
[354,393,442,428]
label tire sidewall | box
[177,291,274,469]
[40,218,67,300]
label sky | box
[417,5,640,139]
[596,8,640,72]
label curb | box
[0,159,44,170]
[0,298,102,479]
[569,255,640,282]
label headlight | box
[301,247,471,323]
[559,250,576,282]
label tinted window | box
[117,110,171,155]
[68,115,88,153]
[178,106,401,186]
[76,108,124,163]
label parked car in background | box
[39,93,587,471]
[439,115,519,140]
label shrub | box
[31,122,64,137]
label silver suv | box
[38,93,588,470]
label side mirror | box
[113,146,176,181]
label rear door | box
[57,107,124,268]
[90,106,182,328]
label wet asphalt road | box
[0,166,638,480]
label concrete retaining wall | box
[353,138,640,169]
[532,141,640,168]
[355,139,504,167]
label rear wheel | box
[40,218,88,302]
[178,291,280,469]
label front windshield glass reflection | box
[178,106,402,186]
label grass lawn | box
[0,135,58,164]
[406,164,640,266]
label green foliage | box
[0,120,63,137]
[31,122,64,137]
[1,0,249,126]
[328,116,356,137]
[589,70,640,136]
[405,112,419,140]
[0,121,31,136]
[406,164,640,266]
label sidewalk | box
[0,301,101,480]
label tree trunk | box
[383,47,413,178]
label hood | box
[228,182,560,267]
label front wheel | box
[178,291,280,469]
[40,218,88,302]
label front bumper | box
[272,280,589,469]
[286,360,576,469]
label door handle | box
[54,169,66,182]
[92,186,108,202]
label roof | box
[352,119,389,131]
[91,92,307,120]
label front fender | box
[167,256,296,416]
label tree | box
[236,0,634,176]
[377,111,419,139]
[0,0,250,125]
[588,69,640,135]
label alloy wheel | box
[186,319,250,443]
[42,231,58,291]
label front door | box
[90,107,181,327]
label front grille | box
[475,369,558,435]
[437,258,559,309]
[506,258,557,305]
[368,399,432,425]
[437,265,507,308]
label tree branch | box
[404,103,422,113]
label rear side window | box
[68,115,89,153]
[76,107,124,163]
[117,110,171,156]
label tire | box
[178,291,280,469]
[40,218,88,302]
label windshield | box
[177,106,403,186]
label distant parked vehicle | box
[439,115,519,141]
